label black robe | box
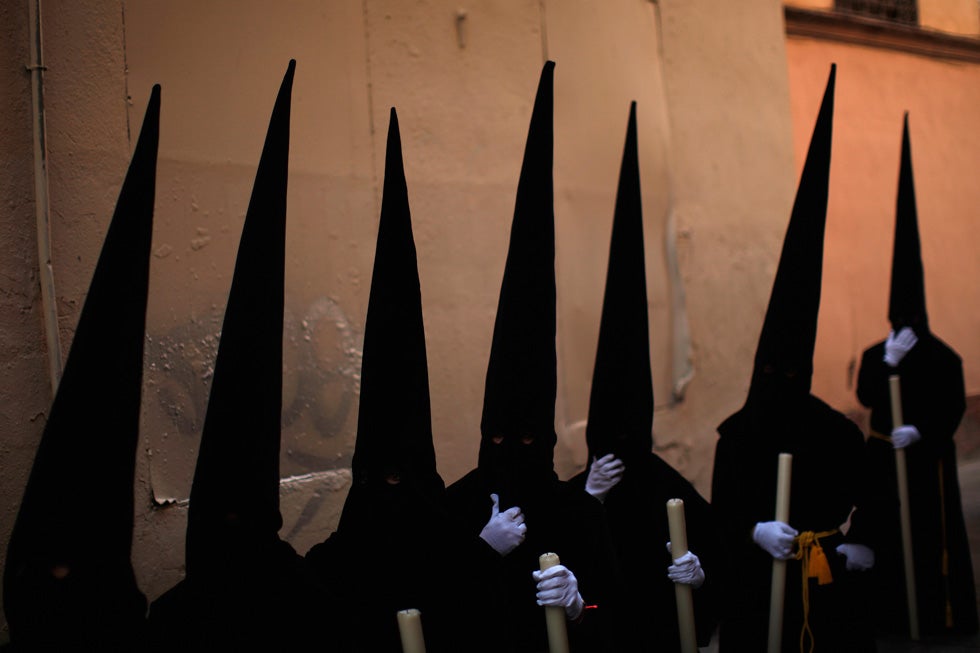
[856,333,978,636]
[569,452,720,649]
[304,482,494,653]
[711,395,877,652]
[146,538,334,651]
[446,469,621,653]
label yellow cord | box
[794,529,838,653]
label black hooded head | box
[4,86,160,647]
[338,108,444,533]
[585,102,653,467]
[478,61,557,507]
[888,114,928,334]
[747,63,835,418]
[185,61,294,575]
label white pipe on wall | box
[28,0,63,394]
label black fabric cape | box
[446,470,621,653]
[856,333,978,636]
[569,453,720,649]
[147,538,332,651]
[711,396,877,652]
[305,483,495,653]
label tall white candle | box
[667,498,697,653]
[539,552,570,653]
[767,452,792,653]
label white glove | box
[883,327,918,367]
[532,564,585,620]
[666,542,705,588]
[479,493,526,556]
[891,424,921,449]
[753,521,798,560]
[835,543,875,571]
[585,454,625,503]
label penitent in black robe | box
[570,453,720,650]
[305,480,496,653]
[147,537,334,651]
[446,470,621,653]
[856,333,978,636]
[711,396,877,653]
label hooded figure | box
[710,65,877,652]
[304,108,492,653]
[856,115,977,637]
[568,102,720,650]
[3,86,160,652]
[445,61,620,653]
[146,61,334,651]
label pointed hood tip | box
[586,100,652,459]
[352,108,438,490]
[480,58,557,442]
[749,61,836,391]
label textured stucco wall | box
[0,0,52,643]
[0,0,801,631]
[653,0,798,490]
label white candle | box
[539,552,570,653]
[396,608,426,653]
[667,498,697,653]
[767,452,792,653]
[889,374,919,640]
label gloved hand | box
[753,521,798,560]
[479,493,526,556]
[585,454,625,503]
[666,542,705,588]
[884,327,918,367]
[532,564,585,620]
[835,543,875,571]
[891,424,921,449]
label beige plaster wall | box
[918,0,980,36]
[786,36,980,413]
[0,0,800,630]
[653,0,798,489]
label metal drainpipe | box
[28,0,63,394]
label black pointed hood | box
[480,60,556,445]
[4,86,160,643]
[888,114,928,333]
[750,63,836,394]
[339,108,442,532]
[185,61,294,574]
[477,61,556,507]
[586,102,653,465]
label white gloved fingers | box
[585,455,624,502]
[670,550,698,568]
[667,551,705,588]
[480,500,527,556]
[501,506,523,521]
[753,521,798,560]
[836,543,875,571]
[884,327,918,366]
[894,327,918,348]
[891,424,921,449]
[532,565,583,618]
[594,453,618,466]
